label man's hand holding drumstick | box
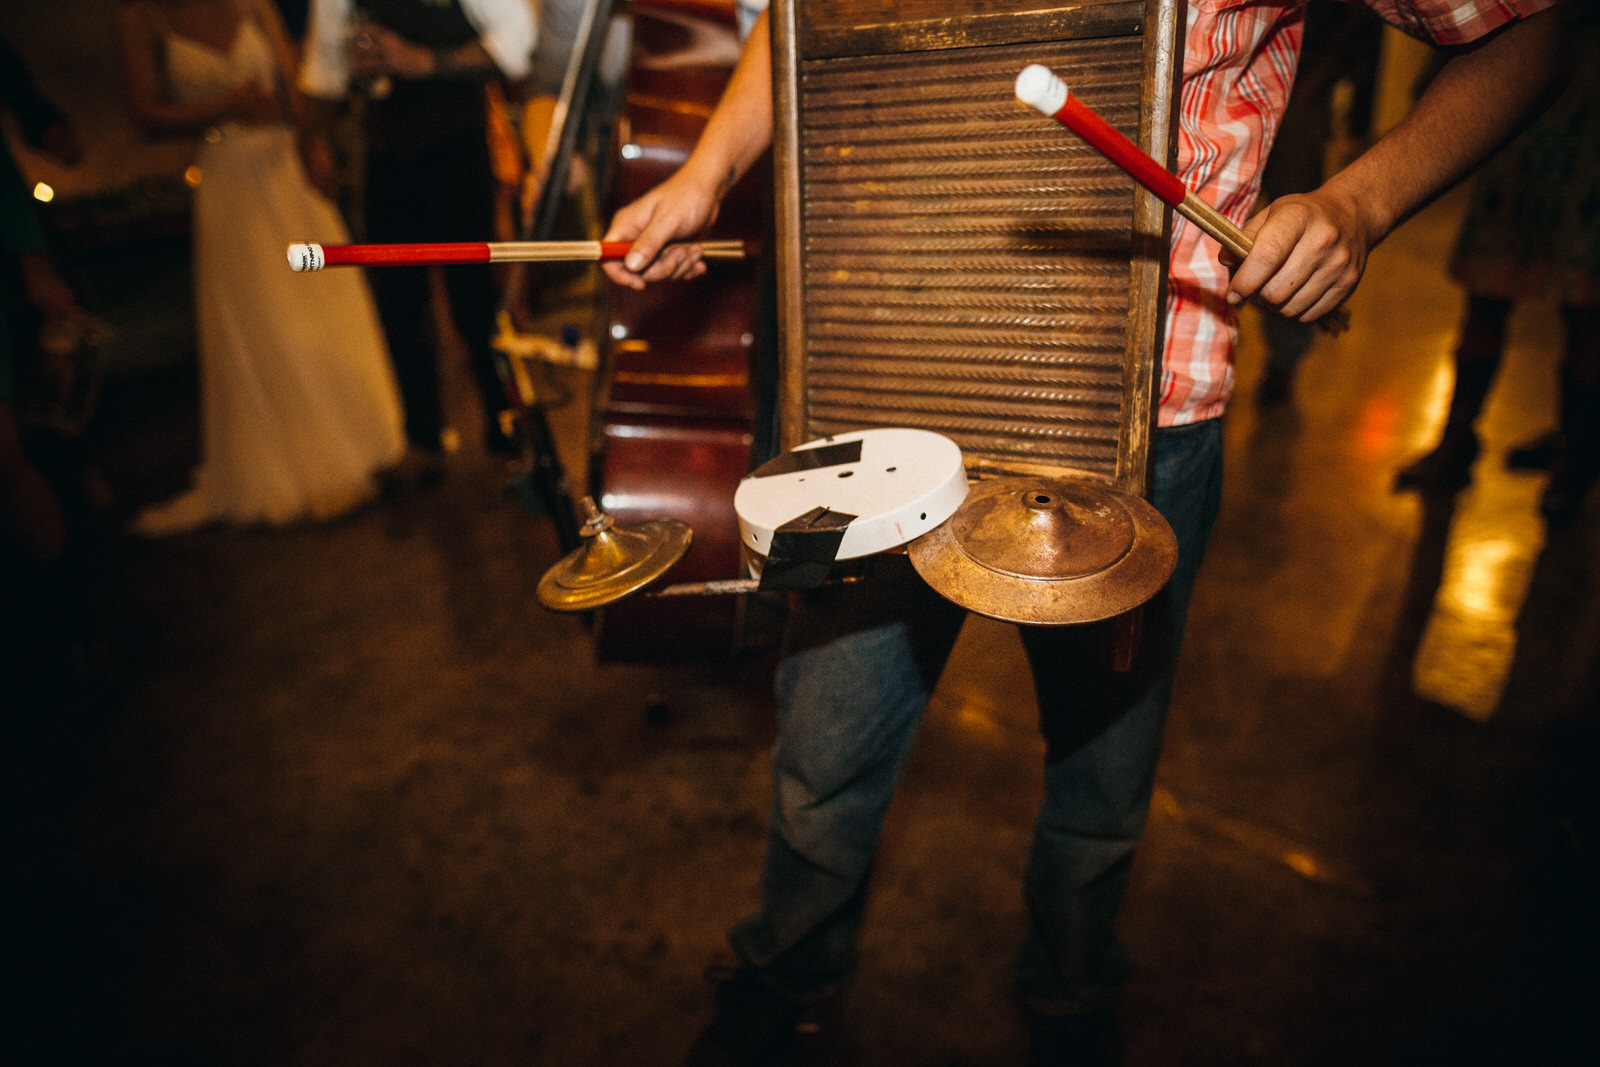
[601,13,775,290]
[1222,6,1568,323]
[600,166,729,289]
[612,7,1569,337]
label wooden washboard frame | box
[770,0,1184,496]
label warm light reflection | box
[1355,342,1453,463]
[1150,788,1367,892]
[1412,616,1516,722]
[1354,393,1400,460]
[32,181,54,203]
[183,165,203,187]
[1413,531,1541,721]
[1283,851,1320,879]
[1414,357,1456,442]
[954,701,1005,743]
[599,489,702,514]
[1440,537,1528,623]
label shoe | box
[684,966,810,1067]
[1027,1007,1120,1067]
[1506,428,1563,471]
[130,487,213,537]
[1394,431,1479,492]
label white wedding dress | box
[135,14,404,535]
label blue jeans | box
[728,420,1226,1013]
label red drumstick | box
[286,239,745,272]
[1014,64,1347,331]
[1014,64,1252,258]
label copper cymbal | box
[907,476,1177,625]
[537,497,692,612]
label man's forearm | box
[1320,4,1571,247]
[677,11,774,199]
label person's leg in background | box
[1394,293,1511,492]
[364,152,448,459]
[1539,303,1600,522]
[423,130,515,457]
[1254,2,1385,408]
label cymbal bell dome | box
[537,498,693,612]
[908,476,1177,625]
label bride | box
[117,0,404,533]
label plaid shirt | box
[1161,0,1560,426]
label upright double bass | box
[587,0,775,661]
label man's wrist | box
[1319,160,1400,249]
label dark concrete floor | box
[7,190,1599,1066]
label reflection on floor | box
[6,187,1597,1066]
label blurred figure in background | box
[1,49,78,567]
[1253,0,1384,408]
[298,0,537,470]
[117,0,404,534]
[2,36,115,708]
[272,0,310,38]
[0,37,85,174]
[1394,5,1599,523]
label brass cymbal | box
[537,497,692,612]
[907,476,1177,625]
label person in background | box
[272,0,310,39]
[1392,4,1598,524]
[1252,0,1385,408]
[0,37,85,173]
[0,52,77,566]
[117,0,405,533]
[298,0,537,473]
[601,2,1573,1064]
[2,36,106,707]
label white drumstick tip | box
[287,243,325,272]
[1015,64,1068,117]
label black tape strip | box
[749,439,862,478]
[758,505,858,591]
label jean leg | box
[729,559,965,999]
[1014,419,1225,1014]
